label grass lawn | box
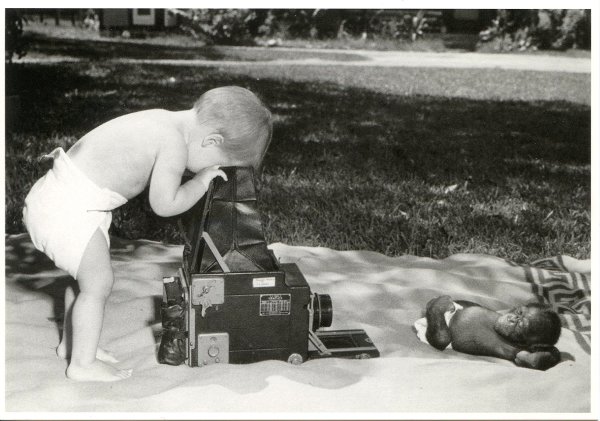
[5,36,591,263]
[23,32,369,63]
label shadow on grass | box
[24,33,368,62]
[5,62,591,262]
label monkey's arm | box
[425,295,456,350]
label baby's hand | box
[194,165,228,189]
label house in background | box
[98,8,492,33]
[98,8,493,34]
[99,9,178,30]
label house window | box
[133,9,155,26]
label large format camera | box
[158,167,379,367]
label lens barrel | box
[312,293,333,331]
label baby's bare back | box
[67,109,185,199]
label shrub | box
[177,9,263,45]
[175,9,444,44]
[478,9,591,51]
[5,9,28,63]
[259,9,442,41]
[257,9,316,39]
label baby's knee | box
[77,286,113,303]
[76,269,114,299]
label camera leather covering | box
[179,166,278,274]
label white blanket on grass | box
[4,234,591,414]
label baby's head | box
[193,86,272,171]
[494,303,561,347]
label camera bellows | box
[180,166,277,274]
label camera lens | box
[312,293,333,330]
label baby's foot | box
[57,344,119,363]
[66,359,132,382]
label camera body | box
[166,262,325,366]
[158,167,378,367]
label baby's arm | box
[149,144,226,217]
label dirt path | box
[345,49,590,73]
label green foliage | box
[256,9,316,38]
[479,9,591,51]
[178,9,264,45]
[176,9,444,44]
[5,9,28,63]
[174,9,590,49]
[177,9,323,44]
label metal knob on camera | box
[287,353,303,365]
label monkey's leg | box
[425,296,455,350]
[515,347,561,370]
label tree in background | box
[478,9,590,51]
[5,9,28,63]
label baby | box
[23,86,272,382]
[415,295,562,370]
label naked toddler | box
[23,86,272,382]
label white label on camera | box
[260,294,291,316]
[253,277,276,288]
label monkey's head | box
[494,303,561,347]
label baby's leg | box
[66,229,131,382]
[56,285,118,363]
[56,285,75,359]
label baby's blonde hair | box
[193,86,272,171]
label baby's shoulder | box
[129,109,176,128]
[98,109,174,136]
[132,110,183,139]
